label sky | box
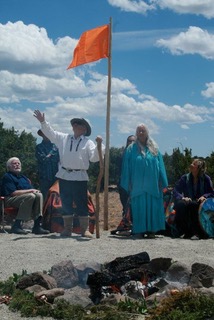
[1,0,214,157]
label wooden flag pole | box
[67,21,112,234]
[103,17,112,230]
[95,141,104,238]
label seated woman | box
[173,159,214,239]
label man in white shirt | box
[33,110,104,238]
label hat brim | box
[70,118,91,136]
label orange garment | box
[42,180,95,234]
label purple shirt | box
[173,173,214,201]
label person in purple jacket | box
[173,158,214,239]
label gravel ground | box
[0,229,213,319]
[1,189,214,319]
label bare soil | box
[92,189,123,230]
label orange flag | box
[67,24,109,69]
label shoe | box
[60,229,72,237]
[146,232,156,239]
[81,230,93,238]
[191,235,199,240]
[32,227,50,235]
[115,230,132,237]
[10,226,29,235]
[182,234,192,239]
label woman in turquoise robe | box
[120,124,168,236]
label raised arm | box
[33,109,45,123]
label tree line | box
[1,120,214,193]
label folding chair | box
[0,196,18,233]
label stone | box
[16,272,57,290]
[147,257,172,275]
[56,287,92,308]
[165,262,191,284]
[50,260,79,289]
[198,286,214,297]
[189,263,214,288]
[35,288,65,303]
[25,284,47,294]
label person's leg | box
[5,193,35,221]
[189,201,208,238]
[174,200,192,238]
[118,186,129,216]
[73,181,92,238]
[31,192,43,219]
[31,192,50,234]
[5,194,35,234]
[58,179,74,237]
[11,219,29,234]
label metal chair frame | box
[0,196,18,233]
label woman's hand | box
[182,197,192,203]
[198,196,206,203]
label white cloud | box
[1,21,214,151]
[153,0,214,19]
[0,21,76,76]
[0,70,87,103]
[181,124,189,129]
[107,0,155,14]
[156,26,214,59]
[202,82,214,98]
[107,0,214,19]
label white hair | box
[135,123,159,156]
[6,157,20,171]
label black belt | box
[62,167,82,172]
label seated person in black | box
[1,157,50,235]
[173,159,214,239]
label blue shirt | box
[1,172,32,197]
[35,140,59,181]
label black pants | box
[59,179,88,217]
[118,186,129,216]
[174,200,207,238]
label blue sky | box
[1,0,214,157]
